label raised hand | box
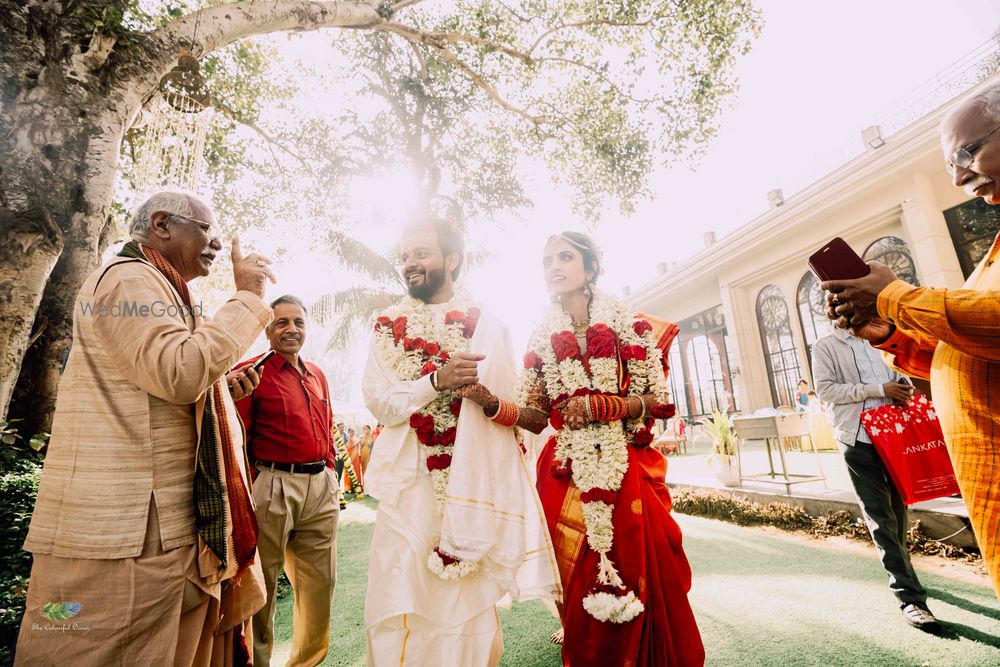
[231,235,276,298]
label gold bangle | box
[430,371,440,391]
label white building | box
[630,66,1000,420]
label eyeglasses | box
[947,125,1000,172]
[169,213,217,237]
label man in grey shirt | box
[812,327,940,633]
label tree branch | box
[534,57,647,104]
[527,16,654,57]
[379,23,531,64]
[211,95,319,176]
[137,1,383,91]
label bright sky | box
[194,1,1000,408]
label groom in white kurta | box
[362,219,560,666]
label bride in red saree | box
[457,232,704,666]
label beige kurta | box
[16,256,271,665]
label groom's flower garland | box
[373,290,481,580]
[517,290,673,623]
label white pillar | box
[901,173,965,289]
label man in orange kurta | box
[822,85,1000,599]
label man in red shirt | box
[235,294,338,667]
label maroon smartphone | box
[808,237,871,281]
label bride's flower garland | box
[373,289,481,580]
[517,290,673,623]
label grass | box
[272,496,1000,666]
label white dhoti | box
[364,467,506,666]
[362,305,561,667]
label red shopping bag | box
[860,395,960,505]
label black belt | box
[255,459,326,475]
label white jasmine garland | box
[582,590,645,623]
[427,549,480,579]
[373,288,480,581]
[520,290,668,623]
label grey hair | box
[128,191,201,240]
[943,81,1000,128]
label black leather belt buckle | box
[257,460,326,475]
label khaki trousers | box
[15,499,223,667]
[252,466,339,667]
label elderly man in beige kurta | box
[15,191,275,666]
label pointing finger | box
[231,235,243,263]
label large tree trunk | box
[0,208,63,420]
[1,0,380,434]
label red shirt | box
[235,352,334,468]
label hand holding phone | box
[228,350,275,401]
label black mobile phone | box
[250,349,276,373]
[808,237,871,282]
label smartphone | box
[250,349,276,373]
[808,237,871,282]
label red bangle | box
[491,399,519,427]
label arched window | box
[667,345,689,419]
[685,336,726,415]
[863,236,919,285]
[797,271,832,368]
[757,285,802,407]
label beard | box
[407,266,447,301]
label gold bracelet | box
[430,371,440,392]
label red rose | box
[433,547,459,566]
[586,324,617,359]
[631,429,654,448]
[392,317,407,344]
[523,351,541,370]
[449,400,463,416]
[424,341,441,357]
[445,310,465,325]
[421,361,438,376]
[551,331,582,363]
[650,403,676,419]
[622,345,647,361]
[440,427,457,445]
[633,319,653,336]
[580,488,617,505]
[426,453,452,471]
[409,413,423,430]
[551,459,572,480]
[375,316,392,332]
[439,350,450,363]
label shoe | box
[339,501,347,510]
[901,602,942,634]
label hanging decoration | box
[132,50,214,198]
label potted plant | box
[698,410,740,487]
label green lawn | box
[272,497,1000,666]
